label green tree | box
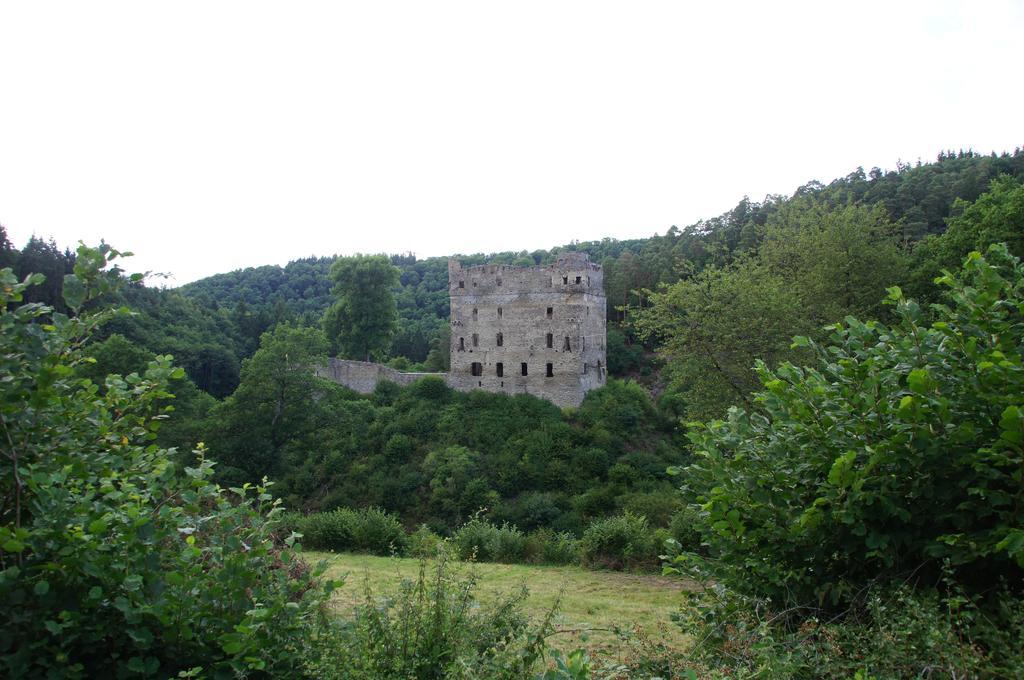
[675,244,1024,610]
[206,324,329,484]
[758,200,909,324]
[323,254,400,361]
[633,258,814,421]
[0,245,335,677]
[909,175,1024,301]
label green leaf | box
[907,368,934,394]
[62,274,86,310]
[34,580,50,596]
[2,539,25,553]
[827,451,857,489]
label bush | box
[672,579,1024,678]
[351,507,408,555]
[678,244,1024,610]
[524,528,580,565]
[0,248,337,677]
[668,506,704,552]
[452,519,527,563]
[292,507,407,555]
[580,513,656,570]
[407,524,444,558]
[305,550,556,679]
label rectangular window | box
[563,336,571,351]
[575,276,581,284]
[562,276,568,284]
[496,362,503,377]
[546,363,554,377]
[459,280,464,288]
[472,333,479,347]
[521,362,528,376]
[471,362,482,376]
[546,307,553,319]
[458,337,465,351]
[546,333,553,348]
[496,332,503,347]
[497,307,502,318]
[472,308,478,321]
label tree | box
[0,245,334,676]
[633,258,815,422]
[206,324,329,485]
[676,244,1024,610]
[322,255,400,361]
[909,175,1024,301]
[758,200,910,324]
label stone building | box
[446,252,606,407]
[318,252,606,408]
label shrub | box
[668,506,704,552]
[620,490,683,527]
[350,506,408,555]
[452,518,527,563]
[292,507,406,556]
[673,579,1024,678]
[407,524,444,558]
[294,509,356,550]
[524,528,581,565]
[580,513,656,570]
[677,245,1024,610]
[305,550,556,679]
[0,248,337,677]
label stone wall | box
[315,358,446,394]
[447,252,606,408]
[316,252,607,408]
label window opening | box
[496,332,503,347]
[546,333,553,348]
[472,333,479,347]
[471,362,482,376]
[575,276,581,284]
[458,337,465,351]
[562,276,568,284]
[496,362,503,377]
[521,362,528,376]
[472,308,477,321]
[497,307,502,318]
[458,280,464,288]
[546,363,554,377]
[563,336,571,351]
[546,307,553,319]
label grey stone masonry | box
[317,252,607,408]
[447,252,606,407]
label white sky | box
[1,1,1022,285]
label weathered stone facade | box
[447,252,606,407]
[318,252,606,408]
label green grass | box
[306,551,694,654]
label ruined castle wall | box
[316,253,606,408]
[447,252,606,408]
[316,358,446,394]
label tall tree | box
[322,254,400,361]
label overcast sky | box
[1,1,1021,285]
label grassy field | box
[306,551,695,655]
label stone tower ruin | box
[447,252,606,407]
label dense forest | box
[3,147,1024,677]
